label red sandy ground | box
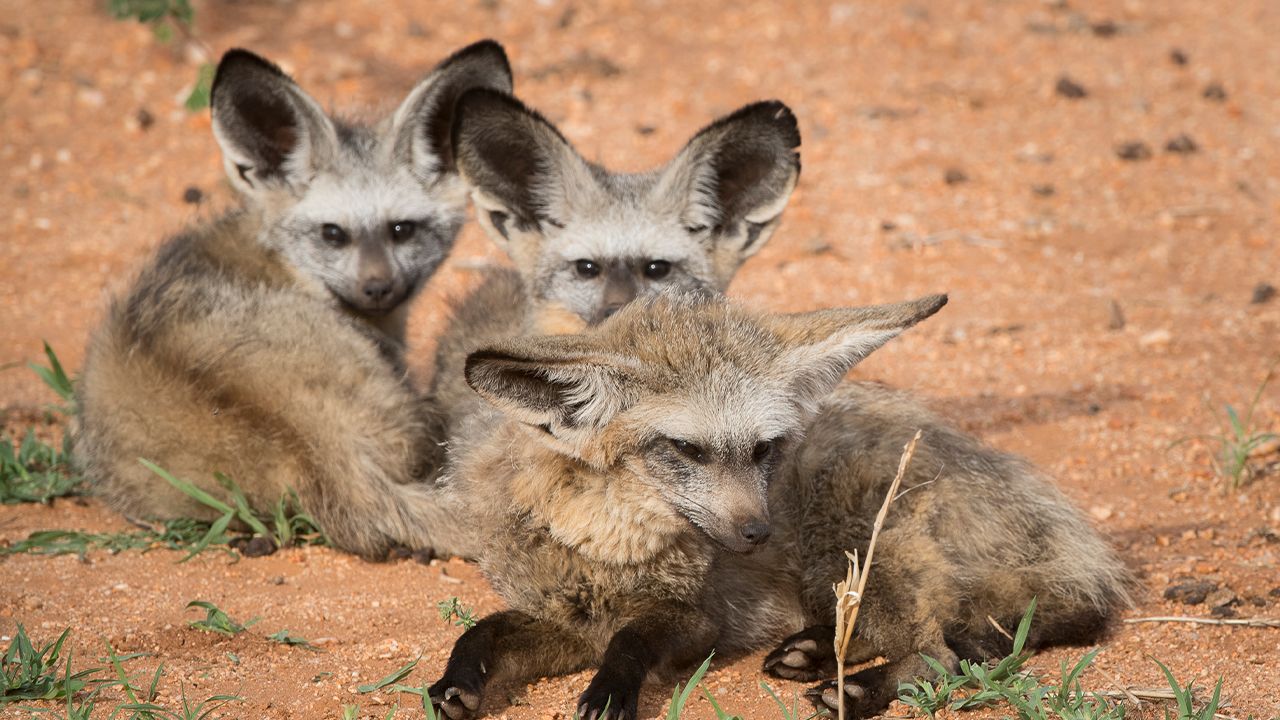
[2,1,1278,718]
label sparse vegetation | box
[185,600,259,637]
[1,626,97,704]
[1,344,82,504]
[435,598,478,630]
[105,0,214,110]
[897,601,1226,720]
[1180,361,1278,488]
[357,658,419,694]
[266,630,317,651]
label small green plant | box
[897,598,1128,719]
[1,343,82,504]
[357,658,419,694]
[436,598,478,630]
[1153,658,1222,720]
[664,653,713,719]
[185,601,259,636]
[143,459,329,561]
[1,626,99,704]
[760,681,826,720]
[117,683,242,720]
[266,630,317,651]
[1178,361,1279,488]
[342,704,360,720]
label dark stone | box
[1163,579,1216,605]
[1251,283,1276,305]
[230,535,278,557]
[1165,134,1198,154]
[1210,604,1237,618]
[1203,83,1227,102]
[635,125,656,136]
[1032,184,1055,197]
[1091,20,1119,37]
[182,186,203,204]
[1169,48,1189,66]
[136,108,155,130]
[944,168,969,185]
[1116,141,1152,161]
[1055,75,1088,99]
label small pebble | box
[1250,282,1276,305]
[1090,20,1119,37]
[1116,141,1152,161]
[943,168,968,185]
[1169,48,1189,66]
[1163,579,1216,605]
[1165,134,1198,154]
[182,186,203,204]
[1203,82,1227,101]
[1055,75,1088,99]
[1031,183,1055,197]
[635,125,656,136]
[136,108,155,130]
[1138,328,1171,347]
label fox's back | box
[77,212,429,521]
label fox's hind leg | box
[803,619,958,719]
[763,625,877,682]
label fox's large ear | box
[655,101,801,288]
[210,49,338,197]
[465,335,639,448]
[390,39,512,180]
[451,88,598,268]
[768,294,947,413]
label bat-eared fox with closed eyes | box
[427,91,1131,718]
[75,40,512,560]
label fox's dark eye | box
[752,439,779,464]
[643,260,671,280]
[574,259,601,279]
[685,225,708,234]
[669,438,707,464]
[389,220,416,242]
[320,223,349,248]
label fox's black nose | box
[362,279,393,303]
[740,522,771,545]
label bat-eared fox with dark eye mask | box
[74,40,512,560]
[426,93,1131,718]
[426,290,1130,720]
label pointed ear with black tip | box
[450,88,599,267]
[210,49,338,197]
[390,39,513,180]
[464,334,639,448]
[768,294,947,412]
[654,100,802,288]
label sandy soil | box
[2,0,1278,718]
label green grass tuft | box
[185,601,259,637]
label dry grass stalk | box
[832,429,922,720]
[1123,615,1280,628]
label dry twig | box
[832,430,922,720]
[1124,616,1280,628]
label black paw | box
[427,667,484,720]
[805,666,893,719]
[763,626,836,681]
[576,668,639,720]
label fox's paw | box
[763,626,836,681]
[427,669,484,720]
[576,667,639,720]
[804,665,894,719]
